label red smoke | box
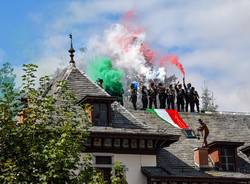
[160,55,185,76]
[122,10,134,25]
[140,43,155,63]
[116,10,144,52]
[120,10,186,77]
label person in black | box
[167,85,175,109]
[117,88,124,106]
[130,83,137,110]
[141,85,148,110]
[96,78,103,88]
[192,87,200,112]
[183,78,192,112]
[158,83,166,109]
[148,82,157,109]
[166,88,170,109]
[189,87,195,112]
[175,82,185,112]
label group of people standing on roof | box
[130,78,200,112]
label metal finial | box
[68,33,75,66]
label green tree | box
[201,86,218,112]
[0,62,19,121]
[79,154,106,184]
[0,62,20,183]
[0,63,104,183]
[111,161,128,184]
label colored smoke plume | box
[87,57,124,95]
[160,55,185,76]
[87,23,161,81]
[85,10,185,89]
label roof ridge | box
[46,65,109,100]
[204,111,250,116]
[53,65,75,94]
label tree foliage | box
[111,161,128,184]
[0,64,91,183]
[0,63,127,183]
[201,86,218,112]
[0,62,19,121]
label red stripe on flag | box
[165,109,189,129]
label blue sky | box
[0,0,250,112]
[0,0,121,65]
[0,1,53,65]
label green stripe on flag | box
[146,109,169,124]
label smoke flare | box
[160,55,185,77]
[86,57,124,95]
[85,10,186,87]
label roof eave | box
[208,141,245,149]
[142,173,250,182]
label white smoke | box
[86,23,167,83]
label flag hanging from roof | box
[147,109,189,129]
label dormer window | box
[93,103,108,126]
[208,141,244,172]
[79,95,116,127]
[220,147,236,171]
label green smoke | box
[87,57,124,96]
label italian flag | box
[148,109,189,129]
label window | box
[147,140,153,149]
[139,139,145,148]
[93,138,102,147]
[208,141,243,172]
[131,139,137,149]
[114,139,121,148]
[93,103,108,126]
[122,139,129,148]
[95,156,112,165]
[104,138,112,147]
[182,129,196,138]
[220,148,235,171]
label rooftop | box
[131,110,250,178]
[46,42,250,180]
[45,64,180,140]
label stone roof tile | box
[46,66,167,136]
[131,110,250,178]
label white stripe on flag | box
[154,109,180,128]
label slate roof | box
[131,110,250,179]
[47,65,108,99]
[46,65,178,138]
[141,167,171,177]
[46,62,250,180]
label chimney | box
[194,147,209,169]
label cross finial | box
[68,33,75,66]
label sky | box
[0,0,249,112]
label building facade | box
[45,43,250,184]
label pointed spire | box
[68,34,75,66]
